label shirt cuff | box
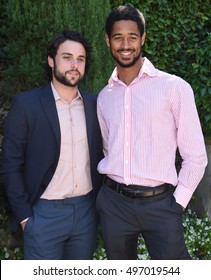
[173,183,193,209]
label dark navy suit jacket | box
[0,84,103,230]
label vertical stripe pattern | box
[97,57,207,208]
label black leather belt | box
[104,176,173,198]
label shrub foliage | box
[0,0,113,97]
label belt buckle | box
[116,183,120,192]
[120,187,135,198]
[118,185,124,196]
[132,190,140,198]
[118,185,128,197]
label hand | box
[20,218,29,231]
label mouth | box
[120,51,133,56]
[117,49,134,59]
[66,70,79,76]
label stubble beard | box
[53,64,83,87]
[111,49,142,68]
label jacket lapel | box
[39,84,61,147]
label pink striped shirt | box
[97,57,207,208]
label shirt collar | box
[50,82,83,101]
[108,57,159,86]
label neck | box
[52,80,78,102]
[117,58,143,86]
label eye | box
[130,36,138,41]
[113,36,122,42]
[63,56,71,60]
[78,57,85,63]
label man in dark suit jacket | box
[0,30,103,260]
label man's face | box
[48,40,86,87]
[106,20,146,68]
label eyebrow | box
[112,32,139,37]
[61,52,86,58]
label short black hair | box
[46,29,91,79]
[47,29,91,60]
[106,5,145,38]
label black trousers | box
[96,184,191,260]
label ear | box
[105,33,110,48]
[48,56,54,68]
[141,32,146,46]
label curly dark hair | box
[106,5,145,38]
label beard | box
[53,63,84,87]
[111,48,142,68]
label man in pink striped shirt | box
[96,5,208,260]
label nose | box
[121,38,130,49]
[70,58,78,69]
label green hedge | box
[0,0,113,97]
[111,0,211,138]
[1,1,210,135]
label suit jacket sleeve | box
[1,94,33,224]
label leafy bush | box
[183,209,211,259]
[0,0,113,98]
[0,247,23,260]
